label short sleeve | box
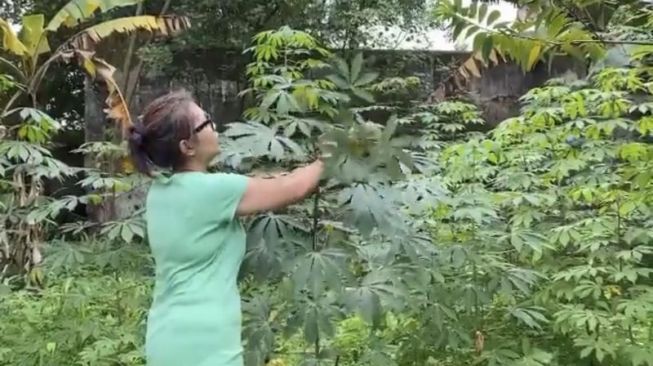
[205,173,249,221]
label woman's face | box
[184,102,220,165]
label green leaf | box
[290,247,346,298]
[338,183,402,236]
[478,3,489,22]
[473,32,487,52]
[350,53,363,83]
[487,10,501,26]
[574,336,617,363]
[464,25,480,39]
[304,304,319,344]
[353,72,379,87]
[351,87,375,103]
[345,286,382,325]
[0,284,11,297]
[527,42,542,70]
[508,307,548,330]
[325,74,350,90]
[626,345,653,366]
[481,36,494,62]
[345,268,402,326]
[20,14,51,55]
[469,1,478,18]
[452,22,467,41]
[223,122,305,161]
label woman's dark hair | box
[128,89,197,176]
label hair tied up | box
[129,122,147,146]
[127,122,152,176]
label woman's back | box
[127,90,323,365]
[144,172,248,366]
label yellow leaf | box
[0,18,28,56]
[121,157,135,173]
[82,57,96,77]
[21,14,51,55]
[526,42,541,70]
[488,49,499,64]
[29,267,44,287]
[66,15,190,50]
[64,50,133,134]
[92,58,132,131]
[104,93,130,124]
[463,57,481,78]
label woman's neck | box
[174,160,207,173]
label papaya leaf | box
[223,122,306,161]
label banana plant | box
[0,0,190,281]
[0,0,190,132]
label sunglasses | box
[194,112,216,133]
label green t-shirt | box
[144,172,249,366]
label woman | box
[127,90,324,366]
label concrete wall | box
[132,48,247,131]
[465,57,586,125]
[132,48,585,128]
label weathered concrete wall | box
[133,48,584,127]
[132,48,247,131]
[466,57,586,125]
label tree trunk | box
[83,75,111,223]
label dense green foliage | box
[0,256,150,365]
[1,2,653,366]
[1,0,432,51]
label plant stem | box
[124,0,174,105]
[121,2,144,90]
[473,260,479,321]
[311,137,321,251]
[1,90,23,118]
[0,56,27,83]
[616,197,623,272]
[312,186,320,251]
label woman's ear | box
[179,139,196,157]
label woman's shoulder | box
[148,171,249,192]
[154,171,249,194]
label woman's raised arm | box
[236,160,324,216]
